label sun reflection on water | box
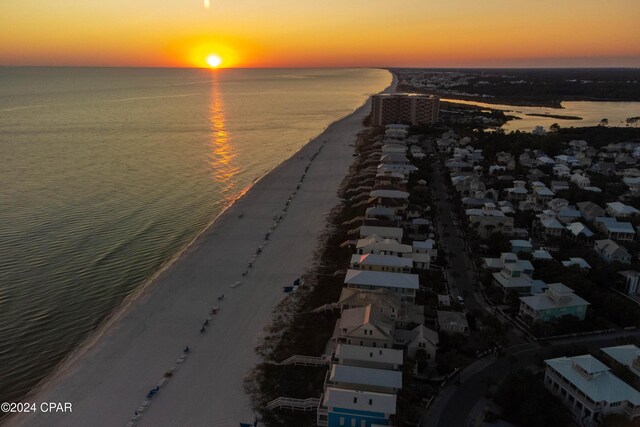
[208,72,239,196]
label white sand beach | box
[5,76,395,427]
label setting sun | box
[206,54,222,68]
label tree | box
[494,369,572,427]
[549,123,561,132]
[599,118,609,126]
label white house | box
[335,305,394,348]
[356,235,412,257]
[394,324,439,362]
[545,355,640,422]
[601,345,640,378]
[334,344,403,371]
[343,269,419,302]
[595,217,636,241]
[619,271,640,295]
[595,239,632,264]
[359,226,403,241]
[566,222,594,238]
[607,202,640,218]
[436,311,470,336]
[519,283,590,322]
[412,240,437,269]
[540,217,564,237]
[350,254,413,273]
[326,364,402,394]
[571,173,591,188]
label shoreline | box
[5,72,396,427]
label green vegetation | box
[246,126,380,426]
[494,369,572,427]
[394,68,640,107]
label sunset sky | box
[1,0,639,68]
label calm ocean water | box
[0,67,391,403]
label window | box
[351,420,356,427]
[369,399,373,405]
[340,417,345,426]
[353,397,357,404]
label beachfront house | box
[338,289,400,319]
[355,235,412,257]
[359,225,403,242]
[334,344,403,371]
[318,387,396,427]
[325,363,402,394]
[350,253,412,273]
[343,269,419,302]
[336,288,424,328]
[368,189,409,212]
[335,305,394,348]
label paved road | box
[426,145,482,312]
[427,327,640,426]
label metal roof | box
[335,344,403,366]
[344,269,419,290]
[546,355,640,405]
[330,364,402,389]
[323,387,397,414]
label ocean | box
[0,67,391,403]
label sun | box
[206,54,222,68]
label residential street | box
[421,140,640,427]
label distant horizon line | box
[1,65,639,70]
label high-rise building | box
[371,93,440,126]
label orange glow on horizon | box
[1,0,639,68]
